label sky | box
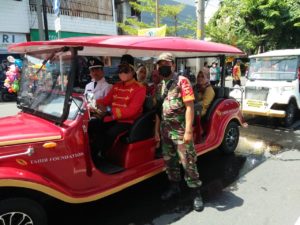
[173,0,220,22]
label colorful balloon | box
[8,75,15,83]
[4,82,10,88]
[7,55,15,63]
[12,81,20,92]
[15,59,23,69]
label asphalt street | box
[172,149,300,225]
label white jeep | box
[242,49,300,127]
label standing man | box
[84,58,112,100]
[232,59,242,86]
[215,62,221,86]
[154,53,204,212]
[209,62,217,86]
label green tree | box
[280,0,300,49]
[206,0,300,54]
[118,0,196,37]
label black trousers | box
[88,118,131,158]
[232,79,241,86]
[210,80,217,86]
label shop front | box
[0,32,26,56]
[30,29,100,41]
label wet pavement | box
[47,118,300,225]
[1,102,299,225]
[48,150,247,225]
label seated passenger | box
[137,64,147,85]
[88,62,146,158]
[120,54,137,80]
[195,70,215,117]
[84,58,112,100]
[147,69,161,97]
[137,64,154,96]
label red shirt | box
[97,79,146,123]
[233,65,241,80]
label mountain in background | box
[140,0,220,36]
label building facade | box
[29,0,117,41]
[0,0,29,55]
[0,0,117,56]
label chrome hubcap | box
[226,127,237,148]
[0,212,33,225]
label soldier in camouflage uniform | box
[154,52,204,212]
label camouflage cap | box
[157,52,174,63]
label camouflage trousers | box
[161,135,202,188]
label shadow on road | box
[205,191,244,212]
[245,116,300,131]
[48,151,247,225]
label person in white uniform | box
[84,58,112,100]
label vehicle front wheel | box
[220,121,239,154]
[284,102,296,127]
[1,92,16,102]
[0,198,47,225]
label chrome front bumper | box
[242,108,286,118]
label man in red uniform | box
[88,62,146,158]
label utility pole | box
[197,0,205,40]
[195,0,205,74]
[155,0,159,27]
[42,0,49,40]
[36,0,45,40]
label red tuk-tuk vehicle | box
[0,36,246,225]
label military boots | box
[191,188,204,212]
[161,182,181,201]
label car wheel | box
[284,102,296,127]
[2,93,17,102]
[220,121,239,154]
[1,92,10,102]
[0,198,47,225]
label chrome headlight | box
[279,86,294,94]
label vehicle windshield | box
[248,56,298,81]
[19,48,82,122]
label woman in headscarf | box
[195,70,215,117]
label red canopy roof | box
[8,35,244,57]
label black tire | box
[0,198,47,225]
[2,93,17,102]
[284,102,296,127]
[220,121,239,154]
[1,92,10,102]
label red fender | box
[0,167,75,202]
[198,99,246,153]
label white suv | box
[242,49,300,127]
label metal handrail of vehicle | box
[229,86,244,110]
[0,147,34,160]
